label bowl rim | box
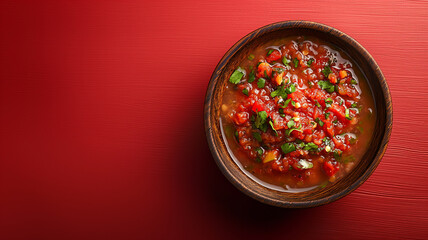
[204,20,392,208]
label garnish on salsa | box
[222,36,376,191]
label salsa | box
[221,36,375,192]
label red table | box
[1,1,427,239]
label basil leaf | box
[252,132,262,142]
[280,98,292,108]
[229,67,245,84]
[322,66,332,78]
[257,78,266,88]
[281,143,296,154]
[318,81,335,93]
[269,121,278,136]
[255,111,268,130]
[271,86,287,99]
[285,84,296,94]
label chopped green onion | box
[282,56,290,66]
[345,108,352,120]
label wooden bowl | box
[204,21,392,208]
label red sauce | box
[221,36,376,191]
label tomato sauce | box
[221,36,376,192]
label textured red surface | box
[0,1,427,239]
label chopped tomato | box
[323,161,339,177]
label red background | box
[1,0,427,239]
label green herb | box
[269,121,278,136]
[308,81,314,88]
[257,78,266,88]
[252,131,262,142]
[316,118,324,127]
[351,79,357,85]
[349,137,357,144]
[234,131,239,139]
[285,84,296,94]
[321,66,332,78]
[280,113,285,117]
[248,70,255,83]
[345,108,352,120]
[333,119,338,124]
[334,150,343,161]
[282,56,290,66]
[293,58,299,68]
[351,102,358,108]
[250,115,255,122]
[307,58,314,67]
[297,159,313,169]
[325,98,333,108]
[264,70,268,78]
[229,67,245,84]
[255,157,262,163]
[271,86,287,99]
[280,98,292,108]
[325,112,331,119]
[286,125,302,136]
[318,81,335,93]
[304,142,318,151]
[281,143,296,154]
[287,120,295,128]
[267,49,274,56]
[255,111,268,131]
[273,67,285,74]
[315,100,321,108]
[279,108,284,114]
[339,99,344,105]
[248,54,255,60]
[242,88,249,96]
[256,148,263,156]
[291,100,296,107]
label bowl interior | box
[205,21,392,208]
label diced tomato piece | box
[323,161,339,177]
[329,103,346,120]
[252,101,265,113]
[266,50,281,63]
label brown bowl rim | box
[204,20,392,208]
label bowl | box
[204,21,392,208]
